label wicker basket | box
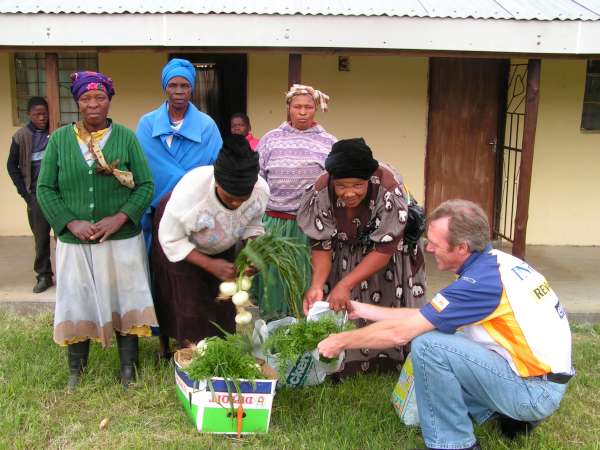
[174,347,196,369]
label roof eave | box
[1,14,599,55]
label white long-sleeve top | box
[158,166,269,262]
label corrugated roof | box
[2,0,600,20]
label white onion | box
[239,276,253,291]
[235,309,252,325]
[232,291,250,307]
[219,281,237,297]
[196,339,208,356]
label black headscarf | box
[213,135,259,197]
[325,138,379,179]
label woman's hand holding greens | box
[207,258,236,281]
[303,285,324,315]
[327,280,353,312]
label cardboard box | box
[174,360,277,434]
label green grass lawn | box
[1,312,598,450]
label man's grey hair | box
[428,199,490,252]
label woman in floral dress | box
[298,138,427,376]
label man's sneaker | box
[33,276,53,293]
[498,414,541,439]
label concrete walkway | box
[0,236,56,314]
[0,236,598,322]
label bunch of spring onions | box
[264,316,355,377]
[186,333,262,382]
[218,232,310,322]
[185,332,264,437]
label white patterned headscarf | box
[285,84,330,112]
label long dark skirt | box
[151,193,236,343]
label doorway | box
[425,57,508,226]
[169,53,247,137]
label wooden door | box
[425,58,507,224]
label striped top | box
[257,122,336,213]
[37,122,154,244]
[421,245,572,377]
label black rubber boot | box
[33,275,53,294]
[157,334,173,363]
[67,340,90,390]
[116,333,139,388]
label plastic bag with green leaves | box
[251,302,348,388]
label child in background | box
[6,97,53,293]
[230,112,259,151]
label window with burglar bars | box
[581,60,600,131]
[14,52,98,125]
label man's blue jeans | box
[411,331,568,449]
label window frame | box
[12,52,99,126]
[581,59,600,132]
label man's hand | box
[207,259,236,281]
[303,286,324,315]
[327,281,353,313]
[347,301,367,320]
[91,212,129,242]
[318,333,346,359]
[67,220,96,241]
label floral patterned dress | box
[298,164,427,375]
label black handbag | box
[404,199,426,247]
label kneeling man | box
[319,199,573,450]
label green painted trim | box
[176,385,199,427]
[201,407,270,433]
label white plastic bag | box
[251,302,346,387]
[306,300,348,324]
[251,316,297,362]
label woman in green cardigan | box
[37,71,158,389]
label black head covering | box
[214,135,259,197]
[325,138,379,180]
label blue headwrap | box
[161,58,196,91]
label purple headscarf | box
[70,71,115,102]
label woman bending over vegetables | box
[153,135,269,359]
[298,138,427,377]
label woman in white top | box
[151,135,269,358]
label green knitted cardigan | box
[37,122,154,244]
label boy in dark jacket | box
[7,97,53,293]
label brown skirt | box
[151,193,236,343]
